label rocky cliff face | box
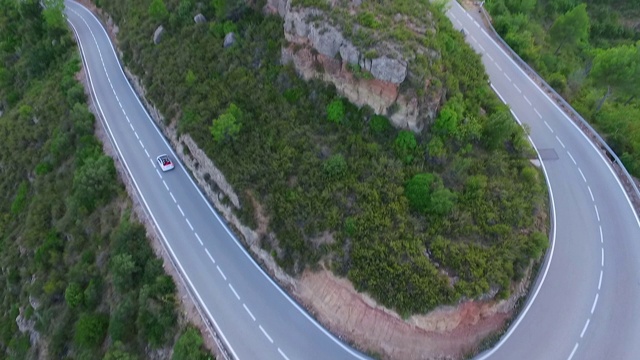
[265,0,443,132]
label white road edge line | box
[205,248,215,264]
[278,348,291,360]
[229,284,240,300]
[243,304,256,321]
[195,232,204,246]
[591,293,599,314]
[580,318,590,338]
[567,151,576,165]
[67,4,381,359]
[480,85,558,360]
[65,8,242,360]
[259,325,274,344]
[217,265,227,281]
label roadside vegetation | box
[0,1,213,358]
[93,0,548,315]
[484,0,640,176]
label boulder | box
[153,25,164,45]
[224,32,236,48]
[194,13,207,23]
[370,56,407,84]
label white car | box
[157,154,175,172]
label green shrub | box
[172,326,211,360]
[65,282,84,309]
[323,154,347,180]
[74,313,109,348]
[326,99,345,123]
[369,115,391,134]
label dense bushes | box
[94,0,548,314]
[0,1,212,358]
[486,0,640,177]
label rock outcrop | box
[153,25,164,45]
[194,13,207,23]
[266,0,443,132]
[224,32,236,48]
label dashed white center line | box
[278,348,291,360]
[544,120,554,133]
[598,270,603,290]
[195,232,203,246]
[591,293,599,314]
[259,325,274,344]
[134,131,139,140]
[567,151,577,165]
[129,122,134,131]
[523,95,531,105]
[594,205,600,222]
[177,204,185,217]
[487,53,494,61]
[478,44,485,52]
[229,284,240,300]
[163,180,169,191]
[474,20,480,28]
[588,186,594,201]
[186,218,193,231]
[466,12,473,19]
[578,168,587,182]
[568,343,579,360]
[205,248,215,264]
[144,149,150,158]
[243,303,256,321]
[139,139,144,149]
[470,35,477,43]
[556,136,565,148]
[457,19,463,26]
[504,73,511,82]
[155,169,162,179]
[481,28,488,36]
[217,265,227,281]
[513,84,521,93]
[580,319,590,338]
[150,158,156,168]
[534,108,542,118]
[599,225,603,243]
[495,63,502,71]
[601,248,604,267]
[170,192,177,203]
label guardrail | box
[476,4,640,212]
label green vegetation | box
[0,1,212,358]
[93,0,547,315]
[485,0,640,176]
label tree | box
[149,0,169,22]
[405,173,437,212]
[549,4,590,55]
[110,253,138,293]
[72,155,117,212]
[65,282,84,309]
[323,154,347,180]
[394,130,417,163]
[74,313,109,348]
[591,43,640,108]
[326,99,345,124]
[172,327,211,360]
[210,103,242,143]
[108,295,137,342]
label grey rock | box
[194,13,206,23]
[351,0,362,7]
[308,24,344,58]
[224,32,236,48]
[339,42,359,64]
[153,25,164,45]
[370,56,407,84]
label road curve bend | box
[64,1,369,359]
[445,2,640,360]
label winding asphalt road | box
[445,2,640,360]
[65,0,640,359]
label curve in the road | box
[65,2,369,359]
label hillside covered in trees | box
[0,1,213,359]
[485,0,640,176]
[93,0,550,316]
